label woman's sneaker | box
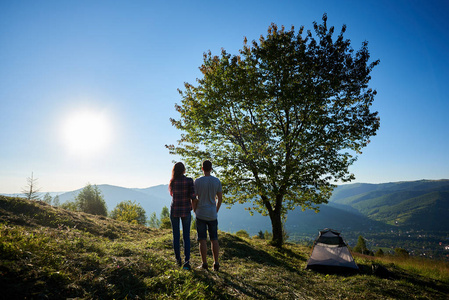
[213,262,219,271]
[182,261,191,270]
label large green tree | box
[74,184,108,216]
[167,15,380,247]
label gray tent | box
[306,228,358,272]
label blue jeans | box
[170,213,191,263]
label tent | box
[306,228,358,272]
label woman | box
[169,162,195,270]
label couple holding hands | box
[168,160,222,271]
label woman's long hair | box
[169,162,185,194]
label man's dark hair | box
[202,160,212,172]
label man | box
[193,160,223,271]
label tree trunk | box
[269,208,283,248]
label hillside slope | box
[330,180,449,204]
[329,180,449,229]
[1,196,448,299]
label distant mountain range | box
[6,179,449,238]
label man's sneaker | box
[176,259,182,267]
[182,261,191,270]
[213,263,220,271]
[197,263,208,270]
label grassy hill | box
[1,196,449,299]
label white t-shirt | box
[194,175,222,221]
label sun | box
[62,110,112,157]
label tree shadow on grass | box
[278,244,309,262]
[185,234,307,299]
[220,235,274,263]
[193,268,273,299]
[219,234,306,273]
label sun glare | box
[62,110,112,157]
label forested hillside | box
[329,180,449,229]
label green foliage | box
[60,200,78,211]
[264,230,273,241]
[52,195,60,207]
[235,229,250,238]
[282,218,289,242]
[160,218,171,229]
[75,184,108,216]
[353,235,370,254]
[167,14,380,247]
[148,212,160,228]
[191,216,196,231]
[160,206,170,219]
[42,192,52,204]
[110,200,147,225]
[395,248,409,258]
[253,230,273,241]
[159,206,171,229]
[375,248,384,257]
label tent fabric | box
[306,228,358,271]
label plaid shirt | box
[170,175,195,217]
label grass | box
[1,195,449,299]
[352,252,449,283]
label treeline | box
[351,235,411,259]
[348,231,449,260]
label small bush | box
[160,217,172,229]
[395,248,409,258]
[235,230,250,238]
[375,249,385,257]
[110,200,147,225]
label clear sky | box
[1,0,448,194]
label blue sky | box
[1,0,448,193]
